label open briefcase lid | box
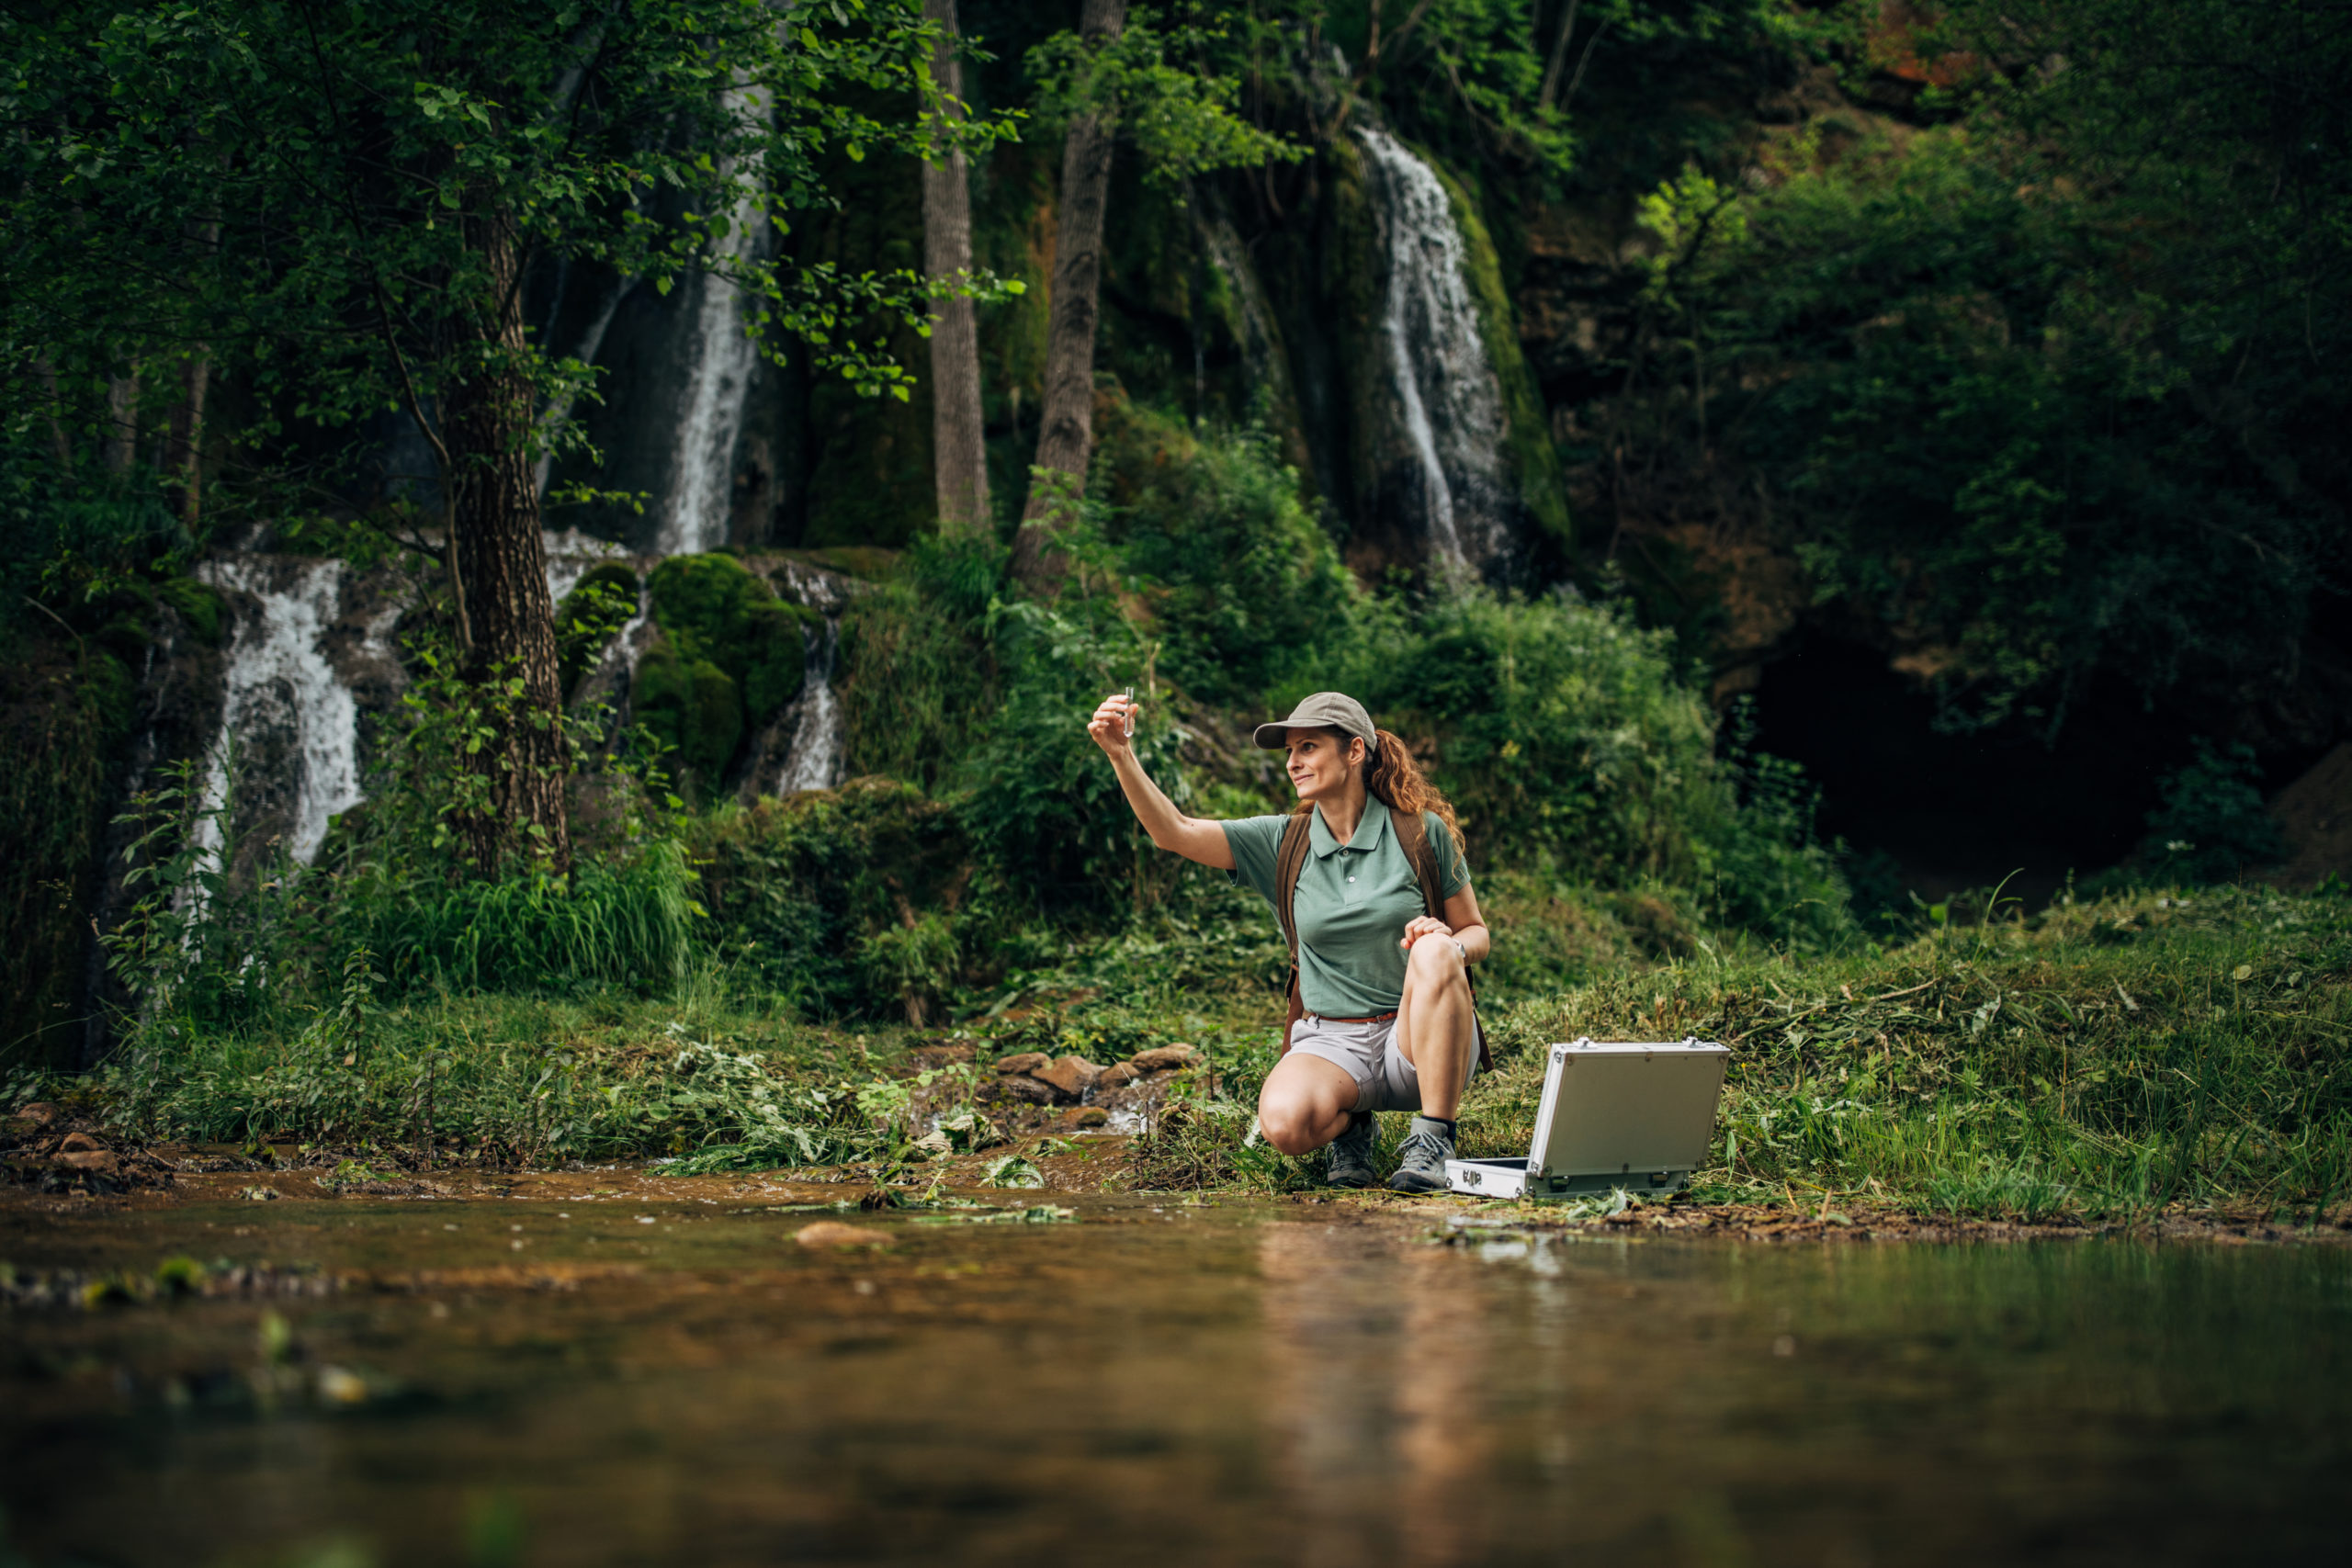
[1523,1037,1730,1186]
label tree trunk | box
[446,205,571,871]
[1011,0,1125,587]
[167,221,220,525]
[922,0,991,537]
[32,356,73,475]
[1537,0,1580,111]
[104,370,141,474]
[168,354,211,526]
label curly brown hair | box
[1293,727,1464,855]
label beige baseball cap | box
[1251,692,1378,753]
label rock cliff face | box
[509,109,1577,588]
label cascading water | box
[1354,128,1517,580]
[774,616,846,795]
[191,558,371,867]
[655,86,774,558]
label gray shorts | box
[1287,1011,1477,1114]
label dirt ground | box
[5,1123,2346,1252]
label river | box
[3,1191,2345,1565]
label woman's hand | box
[1399,915,1454,951]
[1086,693,1139,759]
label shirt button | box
[1347,875,1356,883]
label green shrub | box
[957,586,1196,920]
[1319,586,1852,945]
[689,779,972,1018]
[553,561,639,693]
[1091,406,1354,703]
[6,638,138,1066]
[2132,741,2285,886]
[837,534,1001,793]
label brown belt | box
[1305,1010,1398,1024]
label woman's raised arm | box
[1086,694,1238,870]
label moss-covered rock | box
[634,633,743,784]
[155,577,225,647]
[647,553,808,716]
[635,553,811,787]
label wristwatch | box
[1450,940,1467,964]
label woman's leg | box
[1394,938,1476,1120]
[1257,1051,1363,1156]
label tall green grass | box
[351,840,698,996]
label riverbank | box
[6,885,2347,1229]
[5,1133,2346,1265]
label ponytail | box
[1293,726,1464,855]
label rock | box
[1095,1062,1140,1091]
[1063,1107,1110,1130]
[1129,1043,1201,1073]
[1033,1055,1103,1098]
[8,1102,59,1133]
[991,1076,1059,1106]
[995,1052,1050,1076]
[58,1132,105,1154]
[795,1221,886,1248]
[57,1149,119,1175]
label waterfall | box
[656,87,774,558]
[1354,128,1517,580]
[775,616,845,794]
[191,558,369,866]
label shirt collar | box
[1308,795,1391,859]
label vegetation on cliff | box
[3,4,2344,1232]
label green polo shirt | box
[1224,796,1471,1018]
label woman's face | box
[1284,728,1363,802]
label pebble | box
[795,1221,886,1248]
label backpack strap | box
[1391,808,1492,1072]
[1276,805,1491,1073]
[1273,810,1314,1054]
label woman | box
[1086,690,1490,1191]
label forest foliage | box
[3,0,2344,1085]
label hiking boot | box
[1326,1112,1377,1189]
[1385,1115,1456,1193]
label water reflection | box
[0,1199,2346,1567]
[1259,1224,1493,1567]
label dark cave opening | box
[1750,637,2196,908]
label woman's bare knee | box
[1261,1113,1326,1156]
[1407,936,1467,985]
[1257,1096,1327,1156]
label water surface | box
[4,1195,2345,1565]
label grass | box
[1445,885,2352,1224]
[12,885,2347,1226]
